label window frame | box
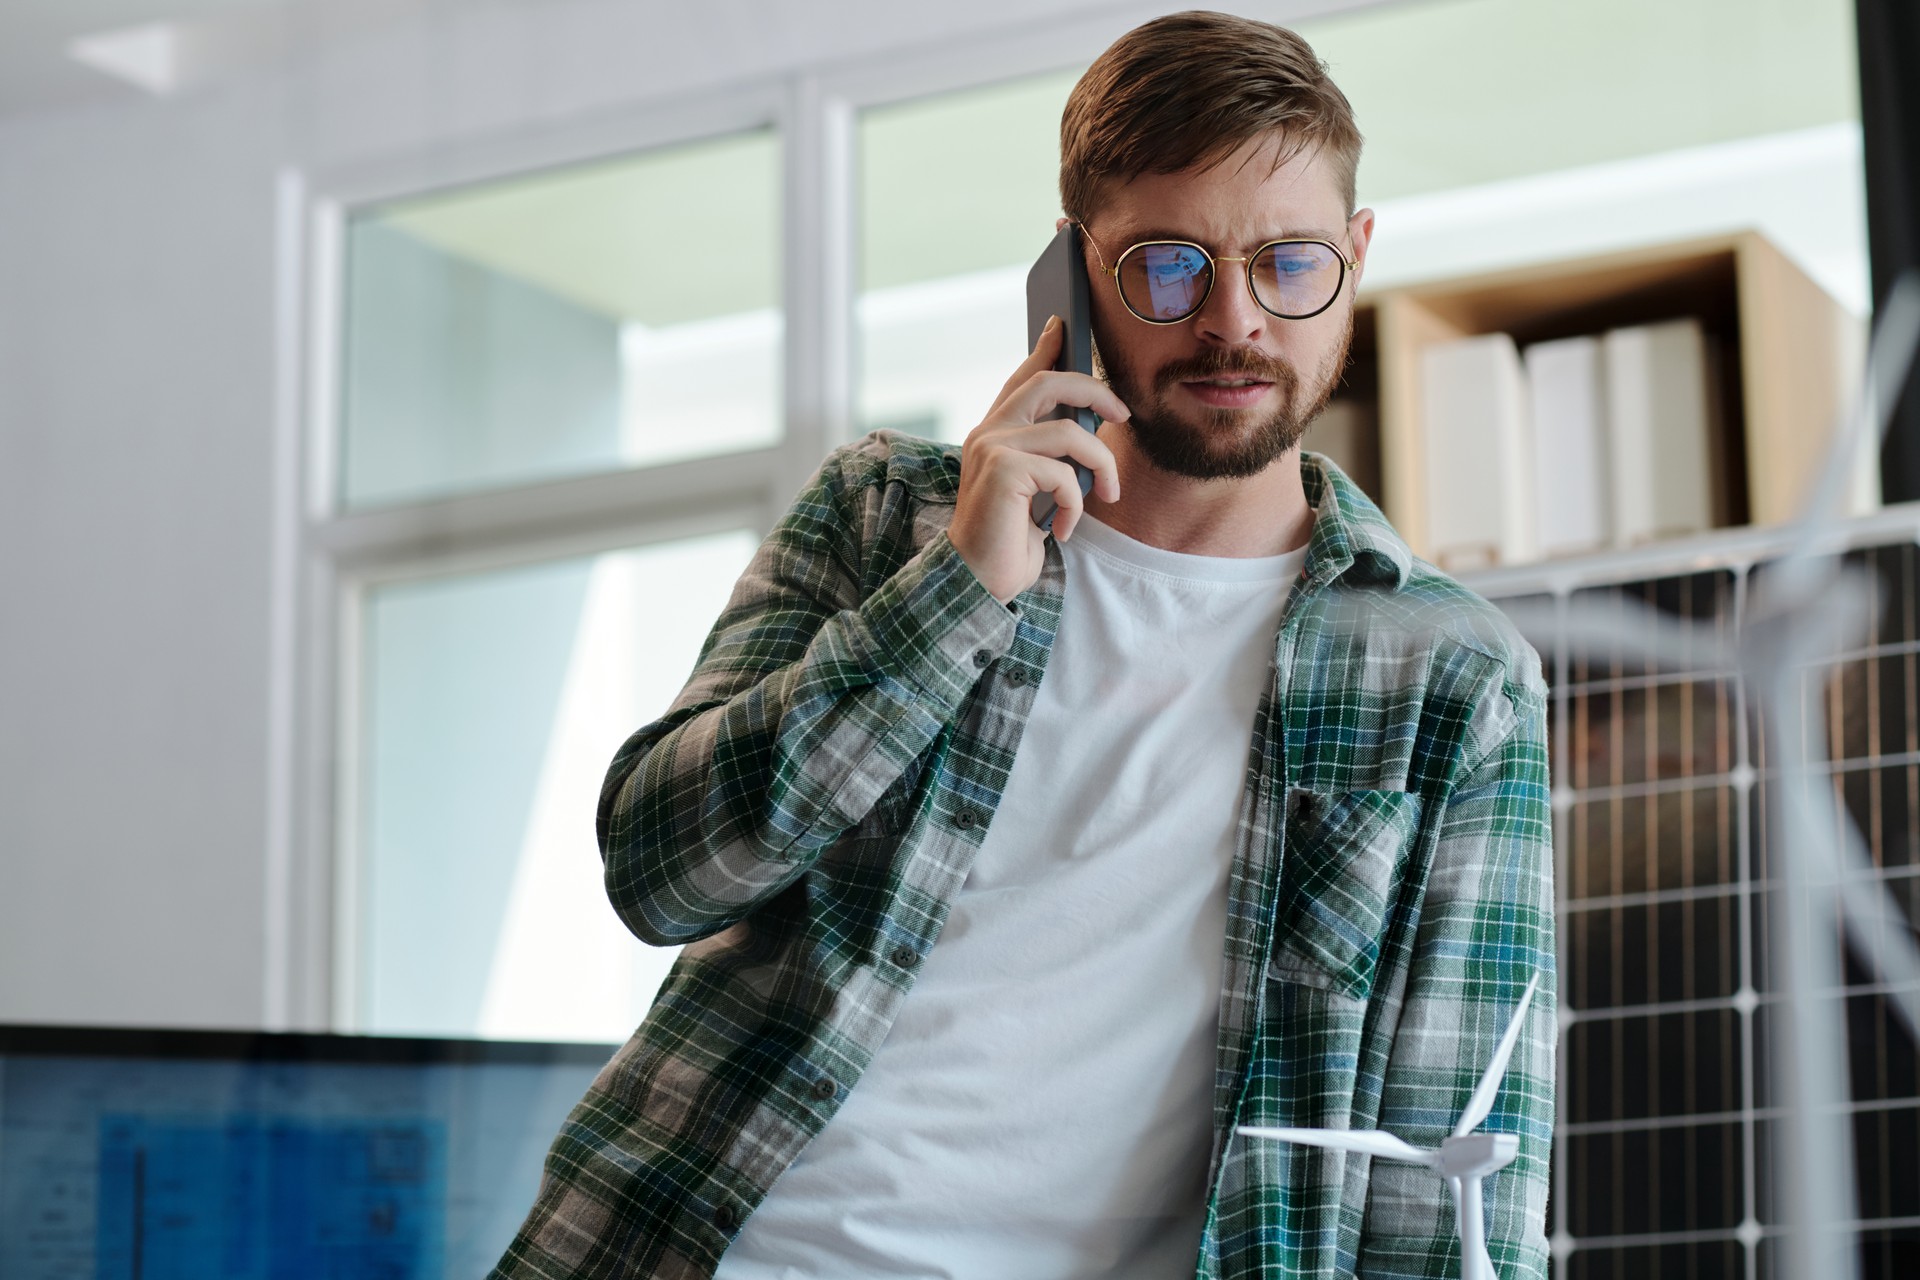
[277,80,824,1036]
[270,14,1126,1036]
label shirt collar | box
[1299,450,1413,591]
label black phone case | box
[1024,224,1101,531]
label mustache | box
[1153,348,1298,390]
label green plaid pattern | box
[491,431,1555,1280]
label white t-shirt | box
[715,513,1311,1280]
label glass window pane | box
[1294,0,1865,309]
[341,130,781,509]
[856,70,1080,445]
[355,529,758,1042]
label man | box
[494,11,1554,1279]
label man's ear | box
[1056,215,1069,232]
[1348,207,1377,285]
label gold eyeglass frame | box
[1078,222,1359,325]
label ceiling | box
[0,0,511,120]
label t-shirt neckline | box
[1067,512,1312,585]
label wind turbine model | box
[1237,971,1540,1280]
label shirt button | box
[811,1077,837,1101]
[1005,667,1029,687]
[890,944,919,969]
[972,648,992,668]
[714,1204,739,1231]
[954,808,979,830]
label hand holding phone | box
[947,282,1126,603]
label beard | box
[1094,310,1354,481]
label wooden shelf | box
[1308,231,1868,566]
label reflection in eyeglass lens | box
[1253,242,1340,317]
[1132,243,1211,320]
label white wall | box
[0,83,284,1028]
[0,0,1198,1029]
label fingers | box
[966,418,1120,507]
[964,423,1104,518]
[1033,455,1087,542]
[1006,369,1132,430]
[1002,417,1121,505]
[993,315,1064,410]
[953,321,1126,600]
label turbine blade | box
[1455,972,1541,1137]
[1237,1125,1438,1166]
[1497,596,1730,677]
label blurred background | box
[1,1,1916,1275]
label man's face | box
[1081,136,1374,481]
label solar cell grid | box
[1488,539,1920,1279]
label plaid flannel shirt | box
[492,430,1556,1280]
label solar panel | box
[1484,533,1920,1280]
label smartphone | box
[1024,223,1102,531]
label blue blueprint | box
[0,1051,603,1280]
[93,1116,445,1279]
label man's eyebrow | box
[1115,226,1344,247]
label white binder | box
[1421,333,1537,571]
[1604,319,1720,545]
[1523,335,1611,557]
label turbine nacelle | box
[1436,1132,1519,1181]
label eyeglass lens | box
[1126,243,1213,321]
[1117,240,1343,322]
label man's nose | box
[1193,259,1267,346]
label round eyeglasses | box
[1080,224,1357,325]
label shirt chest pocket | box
[1267,787,1424,1001]
[843,741,940,845]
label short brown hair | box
[1060,11,1363,223]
